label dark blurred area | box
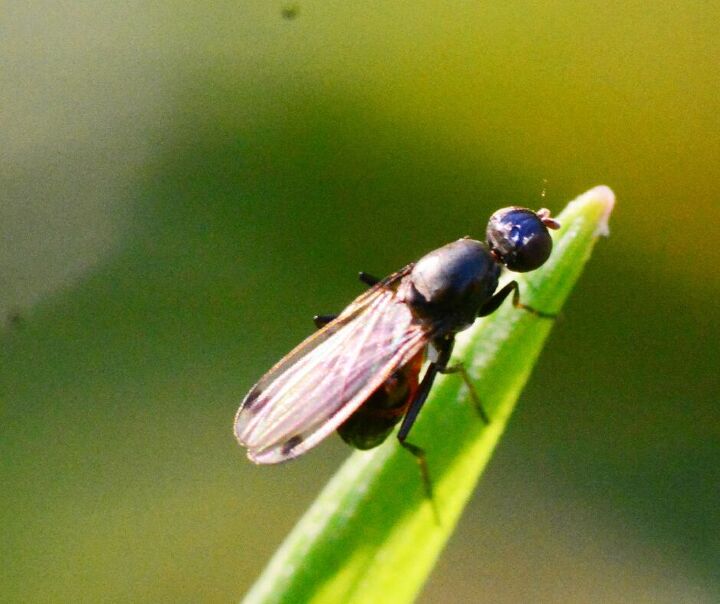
[2,3,718,602]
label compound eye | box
[486,207,559,272]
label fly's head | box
[486,207,560,273]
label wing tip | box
[246,438,304,465]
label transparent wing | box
[234,269,431,464]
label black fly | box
[234,206,560,495]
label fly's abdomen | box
[337,351,424,450]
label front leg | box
[479,280,556,318]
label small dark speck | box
[281,5,299,20]
[6,310,24,330]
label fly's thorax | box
[401,238,500,332]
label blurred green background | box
[2,3,718,602]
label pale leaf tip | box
[590,185,615,237]
[566,185,616,237]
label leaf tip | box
[556,185,616,241]
[578,185,616,237]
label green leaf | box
[242,186,616,604]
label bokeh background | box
[2,3,719,602]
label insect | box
[234,206,560,492]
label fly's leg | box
[399,439,441,525]
[397,359,440,522]
[434,337,489,424]
[313,314,337,329]
[313,273,380,328]
[439,363,490,424]
[479,280,557,319]
[396,337,463,523]
[358,272,380,287]
[397,336,495,521]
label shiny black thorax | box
[399,238,501,335]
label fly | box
[234,206,560,496]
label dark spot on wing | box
[282,435,304,455]
[242,386,262,412]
